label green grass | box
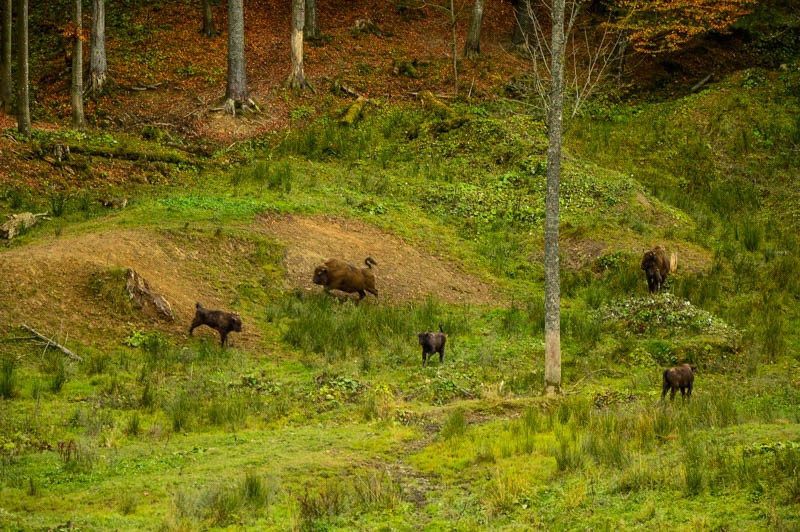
[2,65,800,530]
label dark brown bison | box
[641,245,677,294]
[189,303,242,347]
[661,364,696,401]
[312,257,378,300]
[418,324,446,366]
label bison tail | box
[365,256,378,268]
[669,252,678,273]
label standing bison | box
[418,324,446,366]
[313,257,378,300]
[641,245,677,294]
[661,364,697,401]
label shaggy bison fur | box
[418,324,446,366]
[312,257,378,300]
[189,302,242,347]
[641,245,677,294]
[661,364,697,401]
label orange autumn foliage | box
[607,0,759,54]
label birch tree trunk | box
[0,0,11,114]
[544,0,565,396]
[71,0,85,130]
[15,0,29,135]
[464,0,484,58]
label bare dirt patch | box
[0,215,500,351]
[260,214,499,306]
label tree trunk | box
[544,0,565,396]
[71,0,85,130]
[287,0,310,90]
[512,0,533,48]
[449,0,458,95]
[15,0,29,134]
[202,0,217,38]
[1,0,11,114]
[464,0,484,59]
[224,0,251,114]
[304,0,319,40]
[90,0,107,94]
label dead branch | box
[20,324,82,361]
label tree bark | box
[224,0,251,114]
[202,0,217,38]
[15,0,29,135]
[71,0,85,130]
[0,0,12,114]
[544,0,565,396]
[464,0,484,58]
[304,0,319,40]
[287,0,310,90]
[90,0,108,94]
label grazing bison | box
[312,257,378,300]
[661,364,697,401]
[418,324,447,366]
[641,245,677,294]
[189,303,242,347]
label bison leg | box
[670,387,677,401]
[438,348,445,363]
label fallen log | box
[125,268,175,321]
[20,324,82,361]
[0,212,49,240]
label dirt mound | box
[0,216,499,350]
[261,215,498,305]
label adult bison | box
[312,257,378,300]
[641,245,677,294]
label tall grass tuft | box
[297,480,349,528]
[440,408,467,440]
[681,436,706,496]
[552,424,585,472]
[167,392,194,432]
[352,469,402,510]
[43,350,67,393]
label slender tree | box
[71,0,85,130]
[287,0,310,90]
[519,1,621,394]
[202,0,217,38]
[90,0,108,94]
[304,0,319,40]
[1,0,11,114]
[543,0,565,396]
[15,0,29,134]
[464,0,484,58]
[224,0,254,114]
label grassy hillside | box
[1,0,799,530]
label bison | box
[661,363,696,401]
[641,245,677,294]
[312,257,378,300]
[418,324,446,366]
[189,303,242,347]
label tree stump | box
[125,269,175,321]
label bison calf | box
[312,257,378,300]
[418,324,446,366]
[641,245,677,294]
[661,363,696,401]
[189,302,242,347]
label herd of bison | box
[188,246,694,401]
